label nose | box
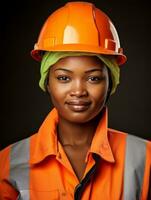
[70,80,88,97]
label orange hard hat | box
[31,2,127,65]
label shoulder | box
[0,144,11,180]
[0,142,23,198]
[108,128,151,162]
[0,133,37,180]
[0,134,34,158]
[108,127,150,145]
[108,128,127,140]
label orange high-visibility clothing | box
[0,108,151,199]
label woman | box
[0,2,150,199]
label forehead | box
[51,56,104,71]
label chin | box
[60,109,102,124]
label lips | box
[65,100,91,112]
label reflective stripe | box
[124,134,147,200]
[10,138,30,200]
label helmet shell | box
[31,2,127,65]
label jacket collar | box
[30,107,115,164]
[89,107,115,163]
[30,108,59,164]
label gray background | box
[1,0,151,150]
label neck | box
[57,113,102,147]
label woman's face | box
[47,56,109,123]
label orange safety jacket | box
[0,107,151,200]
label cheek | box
[89,82,109,102]
[48,83,68,104]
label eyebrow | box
[85,68,103,73]
[54,68,104,73]
[54,68,73,73]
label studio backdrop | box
[1,0,151,150]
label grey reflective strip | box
[10,138,30,200]
[124,134,147,200]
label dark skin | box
[47,56,109,181]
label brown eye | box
[88,76,103,83]
[57,76,70,82]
